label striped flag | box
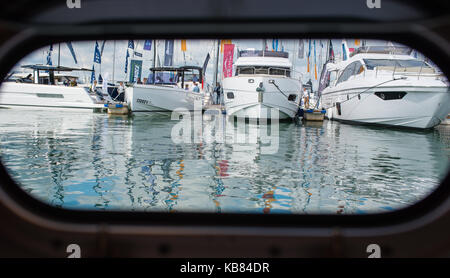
[181,40,187,52]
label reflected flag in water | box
[93,41,101,64]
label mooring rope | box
[322,76,407,110]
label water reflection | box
[0,108,448,214]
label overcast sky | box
[14,39,412,90]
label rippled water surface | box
[0,108,448,214]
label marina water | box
[0,108,448,214]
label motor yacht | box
[321,46,450,129]
[223,50,302,120]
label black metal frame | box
[0,20,449,230]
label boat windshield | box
[363,59,431,70]
[236,66,290,77]
[147,71,179,84]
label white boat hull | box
[323,86,450,129]
[125,84,204,113]
[0,82,104,110]
[223,76,302,120]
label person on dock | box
[213,82,222,105]
[303,87,309,109]
[114,81,125,101]
[185,84,189,91]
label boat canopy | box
[350,46,413,57]
[149,66,203,73]
[238,50,289,58]
[21,65,93,72]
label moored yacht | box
[321,46,450,129]
[0,65,106,110]
[223,50,302,120]
[125,66,207,113]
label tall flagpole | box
[213,39,220,86]
[112,40,116,84]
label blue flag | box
[128,40,135,49]
[46,50,52,66]
[93,41,101,64]
[66,42,78,64]
[308,39,311,58]
[164,40,174,66]
[125,49,130,73]
[100,40,106,56]
[143,40,152,50]
[98,74,103,83]
[90,65,96,83]
[272,39,278,51]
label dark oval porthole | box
[248,79,254,83]
[288,94,297,101]
[227,92,235,99]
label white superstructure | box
[223,50,302,120]
[321,46,450,129]
[0,65,106,110]
[125,66,206,113]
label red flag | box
[222,44,235,78]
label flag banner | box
[318,63,330,96]
[66,42,78,64]
[143,40,152,50]
[125,49,129,73]
[90,65,95,83]
[202,53,210,76]
[129,59,143,83]
[272,39,278,52]
[307,39,311,72]
[222,44,234,78]
[355,39,360,46]
[298,40,304,59]
[342,39,349,61]
[181,40,187,52]
[93,41,102,64]
[98,74,103,83]
[46,51,52,66]
[314,40,317,80]
[314,64,318,80]
[164,40,174,66]
[220,40,232,53]
[134,51,143,57]
[49,44,53,52]
[329,40,335,62]
[100,40,106,56]
[307,57,310,73]
[128,40,135,49]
